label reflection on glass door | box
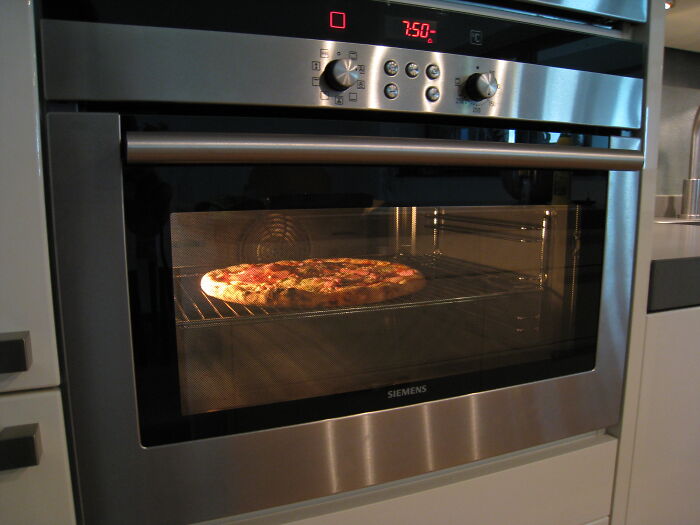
[170,205,595,416]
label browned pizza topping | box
[213,259,412,287]
[201,258,426,308]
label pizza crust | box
[200,258,426,308]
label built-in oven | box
[39,1,646,523]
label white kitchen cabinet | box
[0,0,60,393]
[0,2,77,524]
[0,389,76,525]
[624,306,700,525]
[205,433,616,525]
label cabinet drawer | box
[0,389,76,525]
[0,0,60,394]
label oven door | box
[47,112,642,524]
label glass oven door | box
[118,114,640,446]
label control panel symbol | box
[312,61,321,71]
[470,30,483,46]
[384,60,399,76]
[329,12,346,29]
[405,62,420,78]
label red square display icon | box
[329,11,346,29]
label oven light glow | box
[329,11,347,29]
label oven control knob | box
[463,72,498,101]
[324,59,359,91]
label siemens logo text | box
[387,385,428,399]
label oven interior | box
[171,204,578,415]
[123,115,607,444]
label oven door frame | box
[47,112,640,524]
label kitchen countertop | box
[652,221,700,260]
[648,221,700,312]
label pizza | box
[200,258,426,308]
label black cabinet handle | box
[0,424,39,470]
[0,335,29,373]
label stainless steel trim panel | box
[126,132,645,170]
[610,136,642,152]
[41,20,644,129]
[594,135,640,437]
[512,0,647,23]
[49,112,639,524]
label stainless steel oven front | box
[40,1,646,523]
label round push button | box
[426,64,440,79]
[426,86,440,102]
[384,60,399,76]
[405,63,420,78]
[384,83,399,99]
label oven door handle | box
[125,132,644,171]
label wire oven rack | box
[173,255,542,327]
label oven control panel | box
[292,32,642,128]
[307,42,506,115]
[320,56,497,106]
[42,21,643,129]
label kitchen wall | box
[658,47,700,195]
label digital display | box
[329,11,346,29]
[401,19,437,44]
[330,11,437,43]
